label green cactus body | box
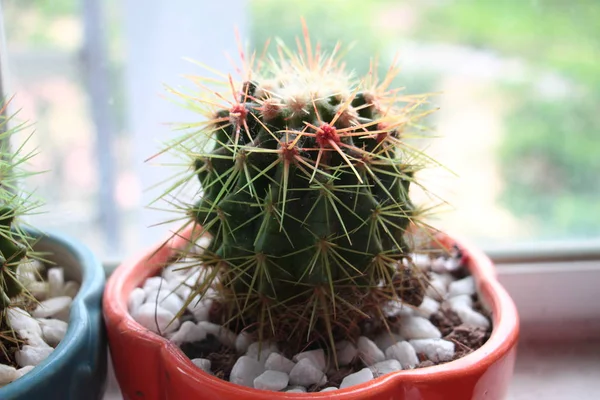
[169,32,433,357]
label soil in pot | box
[128,240,492,393]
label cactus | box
[0,98,43,359]
[162,26,437,359]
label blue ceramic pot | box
[0,230,107,400]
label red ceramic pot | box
[104,227,519,400]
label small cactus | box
[0,98,44,357]
[160,25,438,360]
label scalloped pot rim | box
[104,226,519,400]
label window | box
[2,0,599,261]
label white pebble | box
[32,296,72,321]
[399,316,442,340]
[15,345,53,367]
[197,321,236,348]
[357,336,385,365]
[384,341,419,369]
[288,358,327,387]
[448,294,473,310]
[169,321,207,346]
[38,318,68,347]
[444,257,461,272]
[127,288,146,314]
[383,299,414,317]
[411,253,431,269]
[369,359,402,377]
[142,276,177,293]
[410,339,455,362]
[48,267,65,298]
[246,341,279,364]
[7,308,41,336]
[132,302,180,334]
[191,358,211,372]
[425,274,448,301]
[448,276,475,297]
[253,370,289,391]
[18,329,50,348]
[265,352,296,374]
[15,365,34,378]
[431,257,447,273]
[235,331,253,354]
[335,341,358,366]
[293,349,326,372]
[0,364,18,385]
[285,387,307,393]
[187,297,212,322]
[373,332,404,352]
[145,289,184,316]
[453,307,490,329]
[321,387,338,392]
[63,281,80,298]
[229,356,265,387]
[26,281,49,301]
[416,296,440,319]
[340,367,373,389]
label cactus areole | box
[166,28,436,360]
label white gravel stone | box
[410,253,431,270]
[448,276,475,297]
[142,276,177,293]
[63,281,80,298]
[425,274,448,301]
[15,365,34,378]
[444,257,461,272]
[191,358,211,372]
[383,299,414,317]
[132,302,180,334]
[373,332,404,352]
[335,340,358,366]
[340,367,374,389]
[0,364,18,385]
[384,341,419,369]
[145,289,184,316]
[235,331,253,354]
[431,257,447,273]
[197,321,237,348]
[293,349,326,372]
[410,339,455,362]
[321,387,338,392]
[416,296,441,319]
[18,329,50,349]
[253,370,289,391]
[264,352,296,374]
[229,356,265,387]
[399,316,442,340]
[288,358,327,387]
[169,321,207,345]
[448,294,473,310]
[15,345,53,367]
[285,387,307,393]
[127,287,146,314]
[38,318,68,347]
[453,307,490,329]
[7,308,42,336]
[357,336,385,365]
[48,267,65,298]
[369,359,402,377]
[32,296,72,321]
[246,341,279,364]
[186,297,212,322]
[26,281,49,301]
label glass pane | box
[248,0,600,247]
